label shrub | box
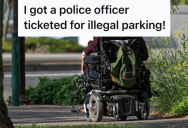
[2,37,85,53]
[26,75,83,105]
[179,0,188,5]
[2,41,12,52]
[170,97,188,115]
[146,21,188,115]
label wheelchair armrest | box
[84,55,101,64]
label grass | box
[14,124,186,128]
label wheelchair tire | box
[89,95,104,122]
[119,116,127,121]
[85,113,92,122]
[83,101,92,122]
[137,98,150,120]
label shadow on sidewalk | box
[8,105,188,127]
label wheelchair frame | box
[71,37,151,122]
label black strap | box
[71,81,83,113]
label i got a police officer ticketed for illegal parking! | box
[18,0,170,37]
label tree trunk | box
[0,0,14,127]
[2,0,13,42]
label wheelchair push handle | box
[129,39,136,46]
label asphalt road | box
[3,70,81,103]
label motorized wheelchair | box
[71,37,151,122]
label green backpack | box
[110,46,139,88]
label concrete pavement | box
[7,105,188,127]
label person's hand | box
[81,70,84,75]
[81,51,86,75]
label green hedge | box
[179,0,188,5]
[2,38,85,53]
[25,75,83,105]
[2,40,12,52]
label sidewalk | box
[8,105,188,127]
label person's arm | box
[81,37,99,75]
[81,51,87,75]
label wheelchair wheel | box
[85,113,92,122]
[113,104,119,121]
[89,95,104,122]
[137,98,150,120]
[84,102,92,122]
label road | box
[3,70,81,103]
[3,53,82,72]
[3,53,81,61]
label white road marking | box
[4,73,80,77]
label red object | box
[84,37,99,55]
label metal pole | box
[12,0,19,106]
[19,37,25,99]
